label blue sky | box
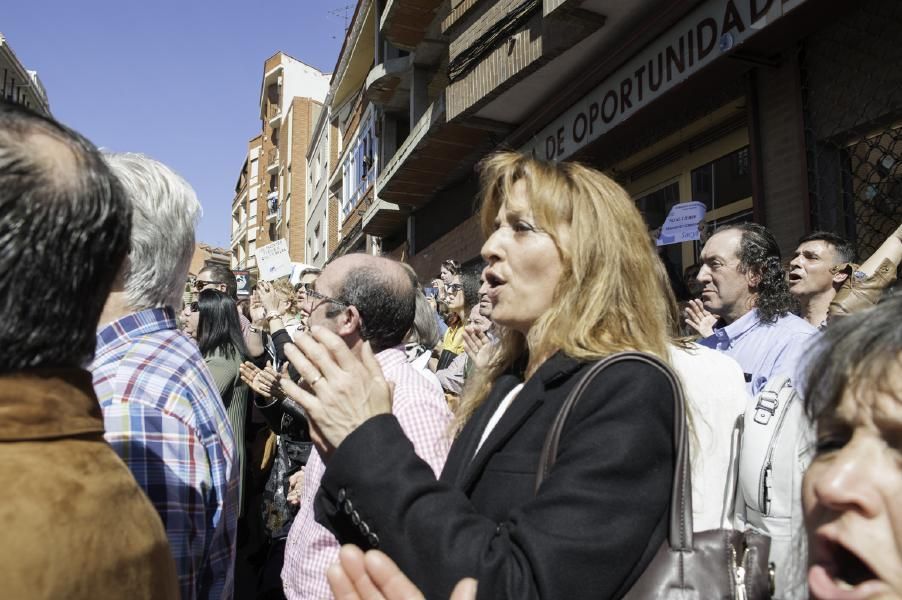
[4,0,352,247]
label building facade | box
[304,98,340,267]
[0,33,50,116]
[230,136,263,270]
[354,0,900,284]
[230,52,330,273]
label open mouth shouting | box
[482,268,506,302]
[808,533,894,599]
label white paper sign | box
[256,240,293,281]
[656,201,707,246]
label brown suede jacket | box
[0,369,179,599]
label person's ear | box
[337,305,361,337]
[832,270,849,285]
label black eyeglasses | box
[305,286,350,309]
[445,283,463,293]
[194,279,222,291]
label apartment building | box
[0,33,50,116]
[237,52,329,271]
[304,99,340,267]
[230,136,263,270]
[354,0,901,285]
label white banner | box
[256,240,292,281]
[656,201,707,246]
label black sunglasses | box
[194,279,222,291]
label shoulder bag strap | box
[534,351,692,551]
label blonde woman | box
[281,152,676,599]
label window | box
[339,108,378,223]
[250,158,259,179]
[616,113,752,276]
[636,181,682,271]
[691,146,753,212]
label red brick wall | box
[328,194,340,255]
[408,214,484,283]
[286,98,318,262]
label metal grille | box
[800,0,902,261]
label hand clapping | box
[683,299,717,338]
[280,327,394,460]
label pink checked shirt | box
[281,346,453,600]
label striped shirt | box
[91,307,239,600]
[282,346,453,600]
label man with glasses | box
[281,253,453,600]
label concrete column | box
[374,0,383,66]
[381,115,398,165]
[410,65,430,129]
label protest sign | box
[656,201,707,246]
[256,240,292,281]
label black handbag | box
[535,352,773,599]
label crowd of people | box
[1,98,901,600]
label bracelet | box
[265,311,283,320]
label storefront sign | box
[656,201,707,246]
[522,0,807,161]
[256,240,292,281]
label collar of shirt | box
[710,308,762,348]
[96,307,178,353]
[0,369,105,442]
[375,345,408,372]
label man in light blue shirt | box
[695,223,817,395]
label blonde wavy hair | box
[454,152,672,431]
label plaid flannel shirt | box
[91,307,238,600]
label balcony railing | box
[267,148,280,172]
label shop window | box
[616,114,752,285]
[636,182,682,285]
[691,146,753,212]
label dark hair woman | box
[188,288,249,512]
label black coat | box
[315,352,675,599]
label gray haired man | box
[91,153,239,600]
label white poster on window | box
[656,201,707,246]
[256,240,292,281]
